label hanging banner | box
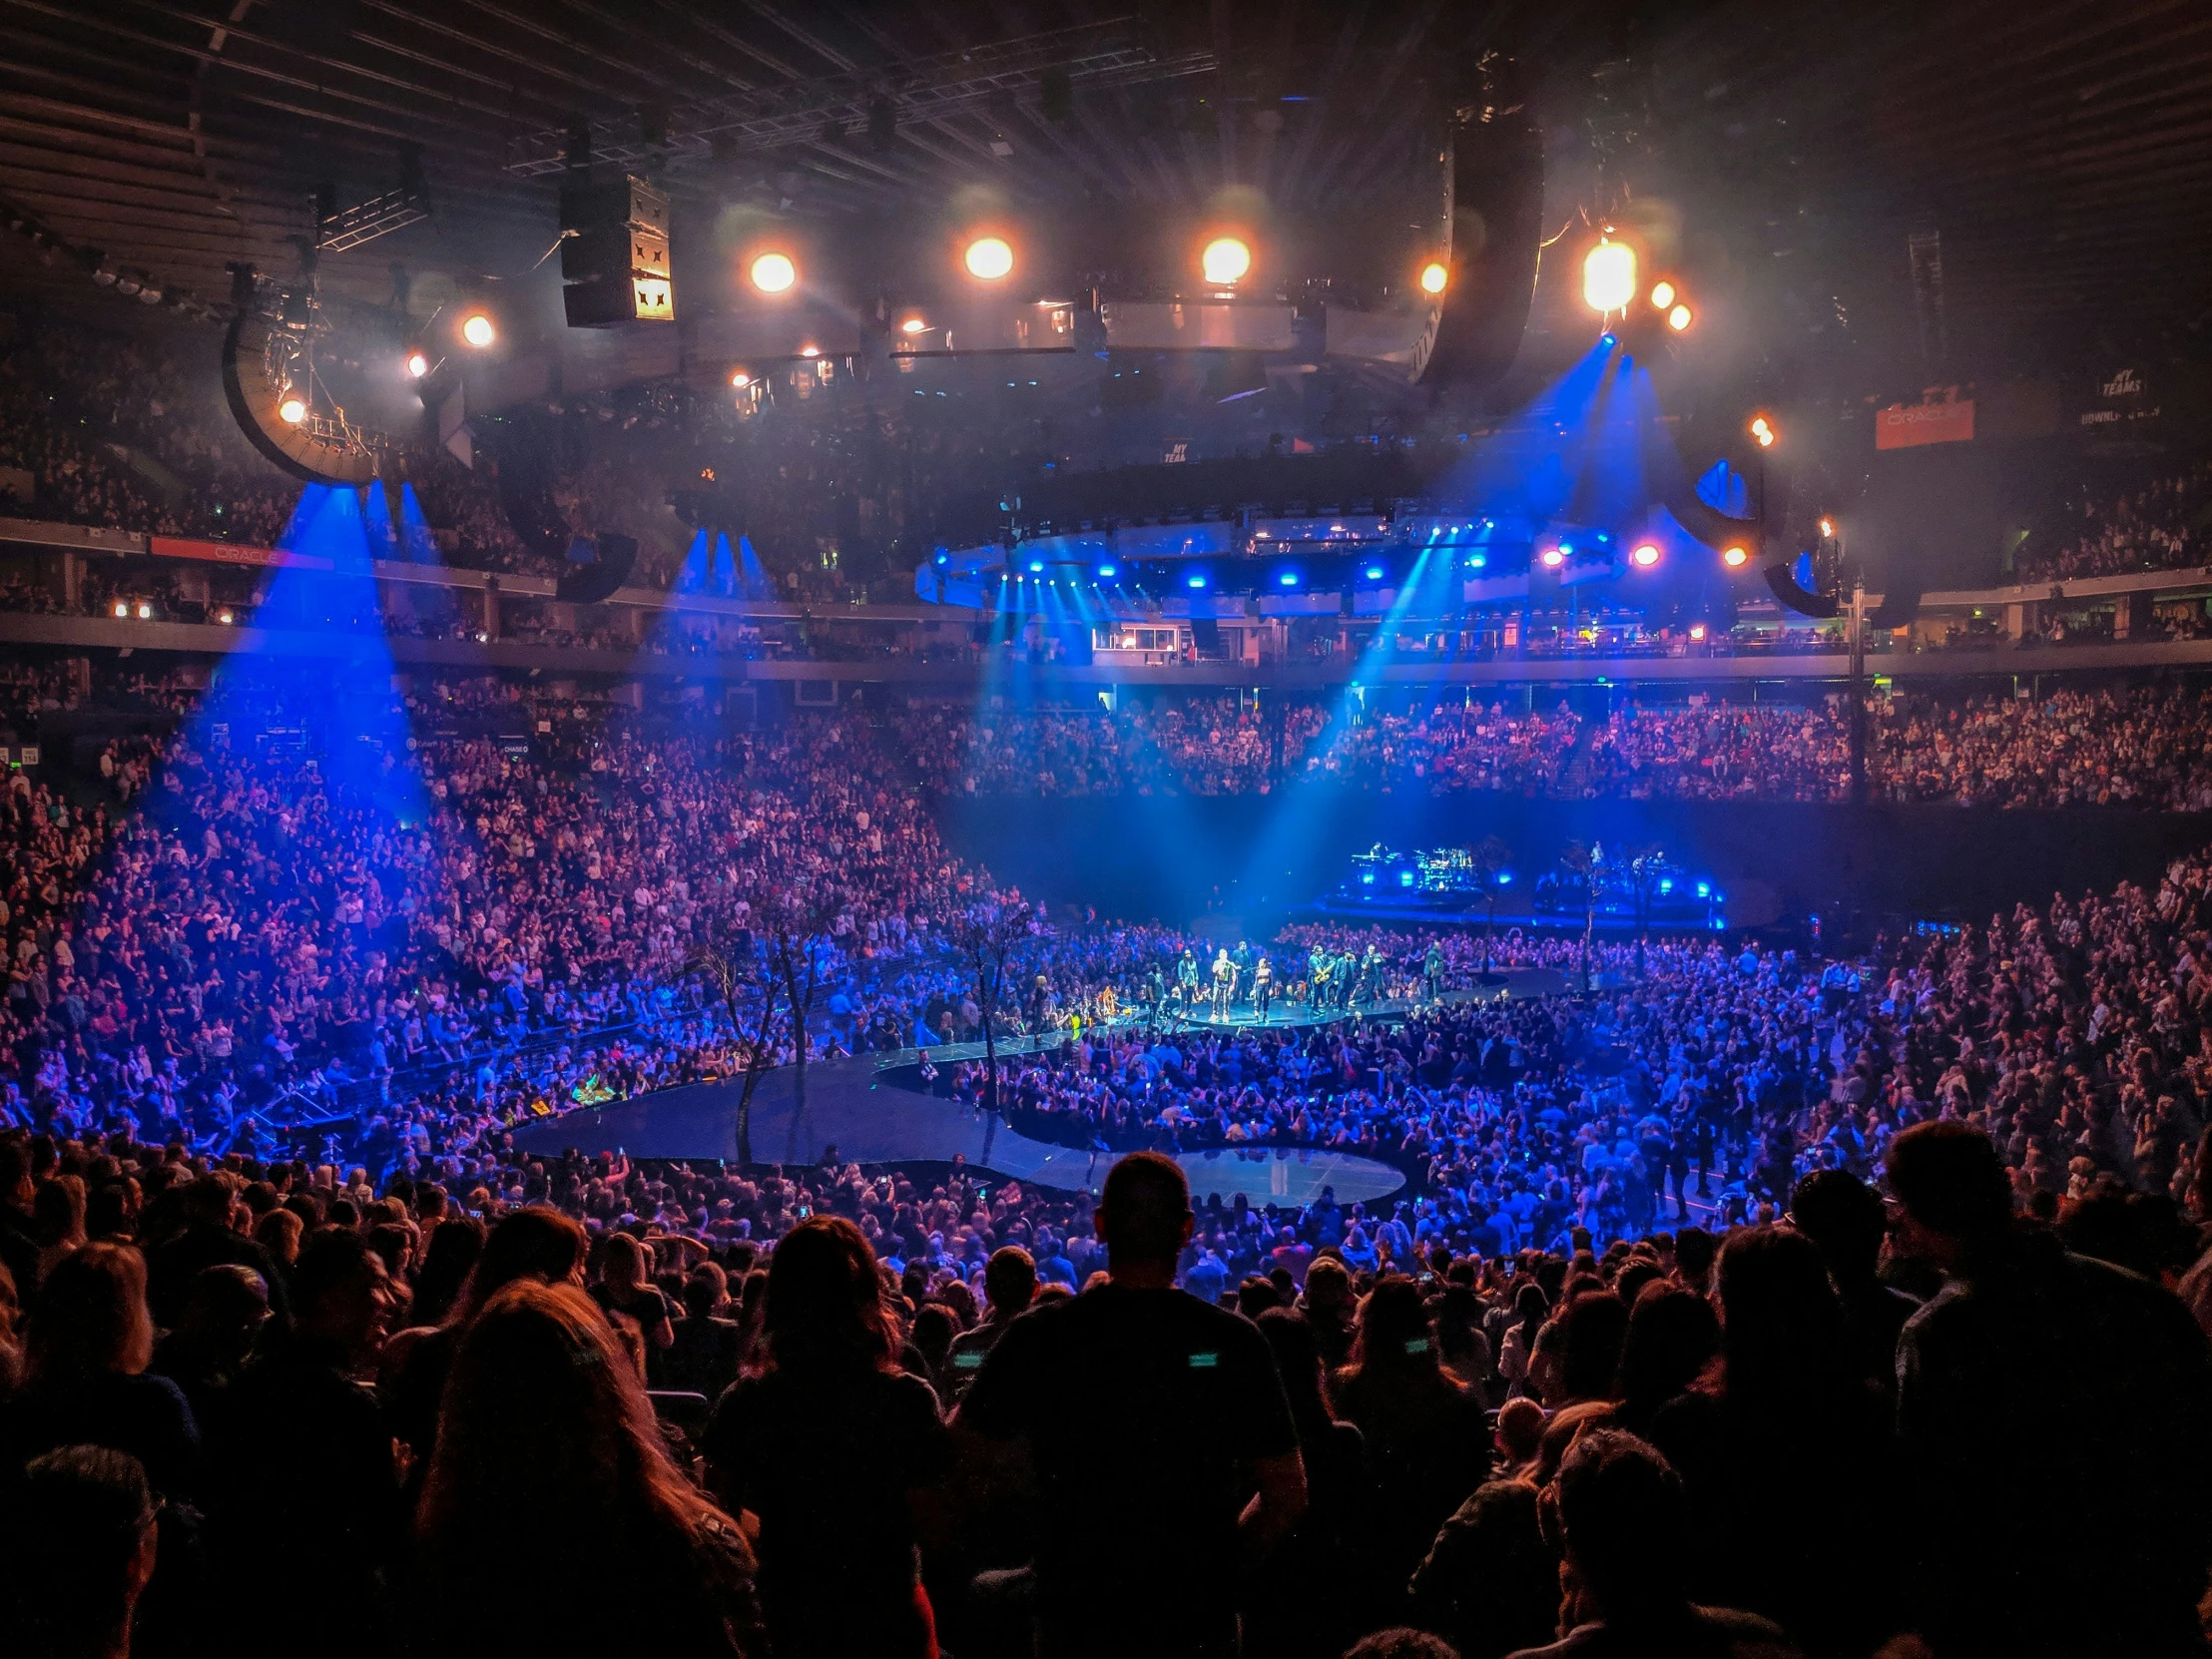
[1875,393,1974,450]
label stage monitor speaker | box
[556,532,636,604]
[559,175,673,327]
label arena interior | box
[4,3,2212,1658]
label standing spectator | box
[413,1279,764,1658]
[704,1214,950,1659]
[1503,1430,1800,1659]
[0,1242,198,1502]
[6,1445,160,1659]
[942,1245,1035,1404]
[205,1230,400,1659]
[1892,1121,2212,1659]
[955,1152,1307,1659]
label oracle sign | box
[1875,395,1975,451]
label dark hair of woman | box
[758,1215,894,1376]
[415,1280,762,1657]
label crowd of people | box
[2012,455,2212,583]
[0,639,2210,1655]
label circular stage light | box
[404,348,430,378]
[1650,280,1676,309]
[460,311,496,348]
[731,369,751,387]
[1201,237,1252,285]
[1419,261,1448,295]
[1820,517,1835,538]
[1667,303,1694,331]
[749,252,797,293]
[963,237,1014,280]
[1582,239,1636,312]
[1721,545,1750,568]
[1631,543,1661,568]
[1539,546,1565,569]
[1749,414,1776,448]
[277,394,306,424]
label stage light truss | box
[315,185,430,254]
[503,22,1215,176]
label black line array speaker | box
[555,533,636,604]
[559,175,673,328]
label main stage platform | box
[507,1035,1406,1205]
[1152,967,1568,1034]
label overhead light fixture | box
[1819,517,1835,538]
[136,602,152,619]
[460,311,496,348]
[1631,543,1661,568]
[1187,573,1209,589]
[1582,238,1636,312]
[218,609,234,625]
[1097,562,1117,578]
[1200,237,1252,285]
[277,393,307,424]
[1467,553,1487,569]
[749,252,798,293]
[1364,565,1385,581]
[1650,280,1677,309]
[1539,546,1565,568]
[1418,261,1448,295]
[1279,570,1300,586]
[1749,414,1776,448]
[404,348,430,378]
[899,316,928,335]
[1721,545,1750,568]
[963,236,1014,280]
[113,601,129,617]
[799,344,821,358]
[1689,622,1708,642]
[1667,303,1693,331]
[1028,559,1045,574]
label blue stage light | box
[1400,869,1415,887]
[1028,559,1045,574]
[1279,571,1299,586]
[1467,553,1487,569]
[1097,562,1117,578]
[1696,881,1711,897]
[1362,871,1376,885]
[934,552,948,565]
[1188,573,1208,589]
[1600,332,1617,347]
[1660,878,1674,893]
[1496,871,1513,885]
[1364,565,1384,581]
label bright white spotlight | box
[799,344,821,358]
[277,394,306,424]
[1820,517,1835,539]
[218,609,234,625]
[1721,545,1750,568]
[460,311,496,348]
[899,316,928,334]
[1631,543,1661,568]
[1539,546,1565,569]
[1201,237,1252,285]
[113,601,129,617]
[1689,622,1708,642]
[964,237,1014,280]
[405,348,430,378]
[1582,239,1636,312]
[1418,261,1448,295]
[1749,414,1776,448]
[1668,303,1693,331]
[1650,280,1676,309]
[749,252,797,293]
[136,602,152,619]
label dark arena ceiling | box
[0,0,2207,391]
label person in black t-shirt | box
[955,1151,1307,1659]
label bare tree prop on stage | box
[760,879,840,1163]
[1558,840,1599,996]
[1471,834,1512,978]
[954,896,1041,1121]
[687,929,782,1168]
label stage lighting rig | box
[221,269,412,485]
[461,311,497,347]
[1419,261,1449,295]
[963,237,1015,280]
[1201,237,1253,286]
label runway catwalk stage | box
[1147,972,1567,1035]
[513,969,1567,1204]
